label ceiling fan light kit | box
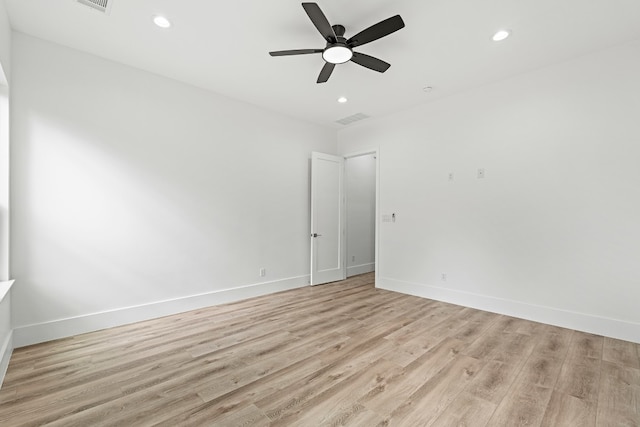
[269,2,405,83]
[323,45,352,64]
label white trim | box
[342,148,379,159]
[377,276,640,344]
[0,280,13,303]
[13,275,309,348]
[347,263,375,277]
[0,281,12,388]
[0,330,12,388]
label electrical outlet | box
[448,172,454,181]
[477,168,485,179]
[441,273,447,281]
[259,268,266,277]
[351,255,355,262]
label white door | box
[310,152,346,285]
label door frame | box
[343,148,380,284]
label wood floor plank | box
[534,328,573,360]
[196,332,350,403]
[516,353,565,389]
[383,333,448,368]
[464,359,524,405]
[383,314,470,367]
[429,392,497,427]
[192,403,271,427]
[156,401,272,427]
[596,361,640,426]
[452,319,497,343]
[556,356,601,402]
[379,355,485,426]
[491,332,539,364]
[485,331,564,426]
[487,382,554,427]
[463,318,537,362]
[568,331,604,360]
[603,337,640,370]
[363,337,470,417]
[279,358,402,426]
[456,307,499,324]
[541,391,597,427]
[254,334,398,422]
[0,272,637,426]
[383,303,463,343]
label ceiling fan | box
[269,3,405,83]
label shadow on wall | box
[10,32,335,332]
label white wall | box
[0,84,9,386]
[0,83,8,282]
[0,0,11,279]
[10,33,336,346]
[0,0,10,84]
[338,40,640,343]
[346,153,375,277]
[0,0,12,387]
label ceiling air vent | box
[336,113,370,126]
[76,0,113,14]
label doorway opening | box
[344,150,378,281]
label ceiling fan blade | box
[350,52,391,73]
[269,49,323,57]
[347,15,405,48]
[317,62,335,83]
[302,3,337,43]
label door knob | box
[312,233,322,238]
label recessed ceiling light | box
[153,15,171,29]
[337,97,348,104]
[492,29,511,41]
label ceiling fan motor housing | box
[332,24,346,38]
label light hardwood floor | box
[1,273,639,426]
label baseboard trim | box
[13,275,310,348]
[0,330,12,388]
[377,276,640,344]
[347,263,375,277]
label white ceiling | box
[6,0,640,129]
